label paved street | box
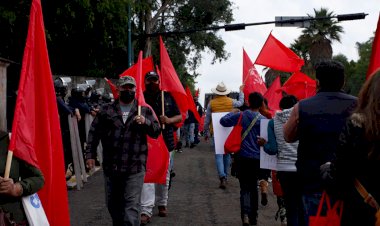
[68,141,282,226]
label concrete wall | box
[0,60,9,131]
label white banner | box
[211,112,233,154]
[22,193,50,226]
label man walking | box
[85,76,160,226]
[204,82,244,189]
[140,71,182,225]
[284,60,357,225]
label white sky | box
[196,0,380,107]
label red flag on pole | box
[195,88,200,98]
[8,0,70,225]
[255,33,304,72]
[119,56,154,78]
[159,36,188,126]
[264,76,282,112]
[367,13,380,80]
[134,51,169,184]
[280,71,316,100]
[104,77,119,100]
[185,86,202,123]
[243,49,267,102]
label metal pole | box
[127,4,132,67]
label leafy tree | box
[133,0,234,87]
[0,0,234,90]
[333,54,356,93]
[0,1,31,63]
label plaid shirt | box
[85,100,160,175]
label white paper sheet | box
[211,112,233,154]
[260,119,277,170]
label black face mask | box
[146,83,160,93]
[120,90,135,103]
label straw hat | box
[211,82,231,95]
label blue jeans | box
[104,171,145,226]
[302,192,323,226]
[215,154,231,178]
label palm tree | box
[291,8,344,67]
[305,8,344,65]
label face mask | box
[120,90,135,103]
[146,83,160,92]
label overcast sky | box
[196,0,380,107]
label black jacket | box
[85,100,160,175]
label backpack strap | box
[241,113,260,141]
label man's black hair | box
[315,60,345,91]
[248,92,264,109]
[279,95,298,110]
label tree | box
[333,37,373,96]
[0,0,234,88]
[133,0,234,87]
[290,8,344,77]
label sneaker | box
[158,206,167,217]
[140,214,151,225]
[219,177,227,189]
[242,214,249,226]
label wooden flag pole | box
[138,106,141,116]
[161,91,165,129]
[4,150,13,179]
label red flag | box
[8,0,70,225]
[367,13,380,80]
[195,88,200,98]
[119,56,154,91]
[160,37,188,126]
[104,77,119,100]
[134,51,169,184]
[264,76,282,112]
[185,86,202,123]
[243,49,267,102]
[255,33,304,72]
[280,71,316,100]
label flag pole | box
[161,91,165,129]
[138,106,141,116]
[4,150,13,179]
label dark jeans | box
[194,123,200,143]
[301,192,323,226]
[237,157,260,221]
[104,171,145,226]
[277,171,305,226]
